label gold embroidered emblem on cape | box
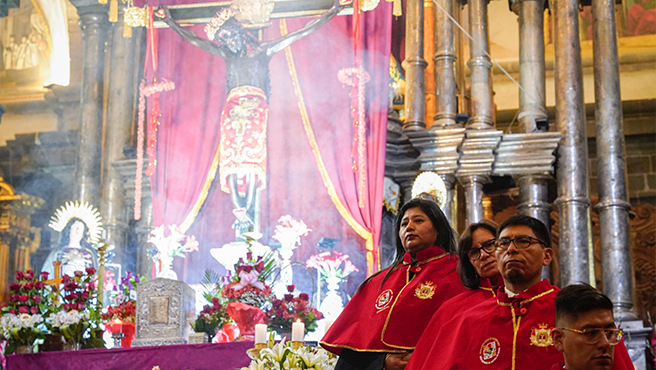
[414,281,436,299]
[479,337,501,364]
[375,289,394,311]
[530,323,554,347]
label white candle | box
[254,323,267,344]
[291,320,305,342]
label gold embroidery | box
[530,323,554,347]
[414,281,436,299]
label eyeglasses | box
[495,236,547,251]
[559,327,624,345]
[467,239,497,260]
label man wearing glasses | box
[552,284,631,370]
[406,215,633,370]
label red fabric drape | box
[141,0,391,288]
[284,3,391,273]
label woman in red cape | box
[406,219,502,370]
[321,197,465,370]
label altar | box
[6,341,253,370]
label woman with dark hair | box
[405,220,502,370]
[321,197,465,370]
[42,218,98,277]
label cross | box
[45,261,63,304]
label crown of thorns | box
[205,8,236,41]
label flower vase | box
[62,341,82,351]
[157,257,178,279]
[320,276,345,320]
[15,344,34,354]
[275,329,292,341]
[274,247,294,298]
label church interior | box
[0,0,654,368]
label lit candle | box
[291,320,304,342]
[114,318,123,332]
[254,323,267,344]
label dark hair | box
[218,18,259,51]
[457,219,499,289]
[58,217,92,250]
[497,214,551,249]
[555,284,614,326]
[358,197,457,291]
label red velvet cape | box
[407,277,502,368]
[320,246,465,354]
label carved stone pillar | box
[403,0,427,131]
[553,0,592,286]
[433,0,457,129]
[460,175,488,226]
[466,0,494,130]
[592,0,649,366]
[385,114,421,204]
[424,0,436,127]
[101,7,140,268]
[71,3,110,206]
[512,0,551,280]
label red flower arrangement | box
[101,301,136,323]
[222,252,274,309]
[5,269,49,316]
[265,285,324,335]
[191,297,229,340]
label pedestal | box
[132,278,196,347]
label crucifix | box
[44,260,63,304]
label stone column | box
[467,0,494,130]
[433,0,458,128]
[424,0,436,127]
[512,0,551,280]
[592,1,651,366]
[460,175,488,226]
[553,0,592,286]
[101,7,140,269]
[441,174,457,226]
[403,0,427,131]
[71,2,110,206]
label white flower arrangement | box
[49,310,90,328]
[0,313,44,341]
[272,216,311,251]
[242,339,337,370]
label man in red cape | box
[406,215,633,370]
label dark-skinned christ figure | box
[156,2,344,231]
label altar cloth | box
[6,341,253,370]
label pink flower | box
[23,282,34,290]
[15,271,24,280]
[81,292,89,300]
[63,303,71,310]
[9,283,21,291]
[287,285,295,293]
[32,296,41,303]
[35,281,45,289]
[299,293,309,301]
[24,270,34,280]
[77,302,86,310]
[40,271,49,280]
[30,306,38,314]
[85,267,96,276]
[74,271,83,277]
[9,295,18,302]
[9,309,17,315]
[284,294,294,302]
[18,295,29,302]
[18,306,28,313]
[62,275,71,283]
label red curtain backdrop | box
[141,0,391,290]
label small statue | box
[42,201,103,278]
[155,1,344,230]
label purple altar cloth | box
[6,341,253,370]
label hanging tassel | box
[109,0,118,23]
[123,22,132,38]
[98,0,108,4]
[392,0,402,16]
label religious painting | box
[0,0,52,99]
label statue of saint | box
[42,201,102,278]
[156,1,344,230]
